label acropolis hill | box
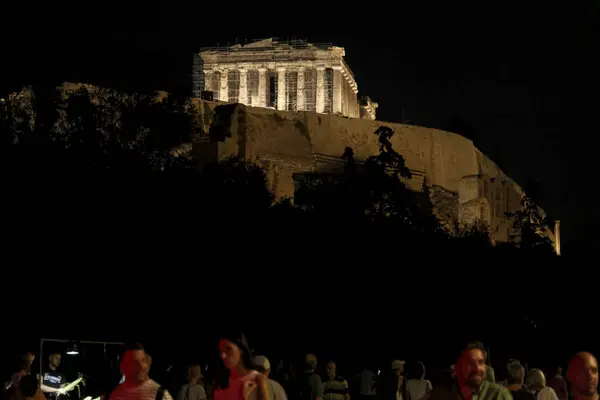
[7,74,557,248]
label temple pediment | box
[243,38,275,48]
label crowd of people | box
[1,334,597,400]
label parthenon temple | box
[193,38,376,120]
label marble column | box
[220,69,229,102]
[203,70,214,92]
[238,68,248,105]
[332,65,343,114]
[258,68,268,107]
[276,67,286,111]
[316,66,326,113]
[297,67,305,111]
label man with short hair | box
[298,354,323,400]
[109,343,173,400]
[253,355,287,400]
[323,361,350,400]
[428,341,513,400]
[547,367,568,400]
[505,360,534,400]
[567,352,598,400]
[40,352,82,400]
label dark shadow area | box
[1,88,558,260]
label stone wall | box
[9,83,552,245]
[193,101,535,243]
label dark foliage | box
[0,88,557,258]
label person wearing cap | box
[428,341,512,400]
[214,332,268,400]
[253,356,287,400]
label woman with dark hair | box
[213,332,268,400]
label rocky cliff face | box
[6,83,552,244]
[193,101,531,243]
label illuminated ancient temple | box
[194,38,375,119]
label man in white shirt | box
[109,343,173,400]
[253,356,287,400]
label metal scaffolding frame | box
[211,71,221,101]
[269,72,277,108]
[227,70,240,103]
[304,68,317,112]
[247,70,259,105]
[324,68,333,114]
[285,71,297,111]
[198,39,334,54]
[192,55,204,98]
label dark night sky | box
[2,2,600,252]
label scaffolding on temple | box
[324,68,333,113]
[247,70,259,106]
[192,54,204,98]
[228,70,240,103]
[304,68,317,112]
[285,71,298,111]
[269,72,277,108]
[211,71,221,101]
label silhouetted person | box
[253,356,287,400]
[178,364,207,400]
[357,367,377,400]
[6,353,36,390]
[526,369,558,400]
[323,362,349,400]
[379,361,408,400]
[505,360,534,400]
[428,341,512,400]
[297,355,323,400]
[406,362,432,400]
[546,367,568,400]
[567,353,598,400]
[8,375,46,400]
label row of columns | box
[204,66,344,114]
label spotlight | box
[66,343,79,355]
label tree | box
[3,85,201,175]
[295,126,444,241]
[508,180,555,255]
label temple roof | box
[199,38,334,53]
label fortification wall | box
[8,83,540,244]
[196,102,528,242]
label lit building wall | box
[197,38,371,119]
